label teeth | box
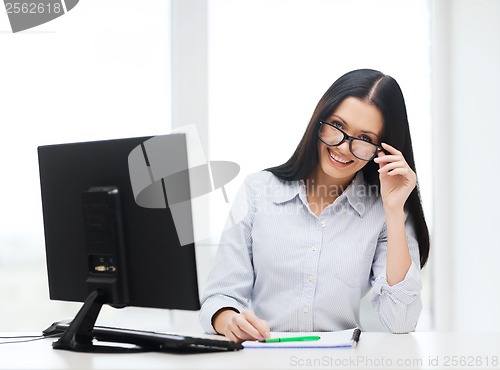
[329,150,350,164]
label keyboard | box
[44,322,243,353]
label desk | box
[1,332,499,370]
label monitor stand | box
[52,290,145,353]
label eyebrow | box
[331,114,380,140]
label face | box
[316,96,384,186]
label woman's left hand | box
[374,142,416,212]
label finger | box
[374,155,403,164]
[224,320,257,343]
[385,167,411,176]
[231,320,261,341]
[378,161,407,174]
[224,329,240,343]
[384,168,416,186]
[242,310,270,338]
[230,314,266,340]
[218,311,258,342]
[380,142,402,155]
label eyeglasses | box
[318,121,382,161]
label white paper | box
[243,328,358,348]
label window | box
[0,0,171,331]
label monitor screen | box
[37,134,200,351]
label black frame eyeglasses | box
[318,121,383,161]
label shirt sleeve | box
[198,176,256,334]
[370,213,423,334]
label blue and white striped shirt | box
[199,170,422,334]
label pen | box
[258,335,321,343]
[350,328,361,348]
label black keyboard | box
[44,322,243,353]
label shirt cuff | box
[372,261,422,305]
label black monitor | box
[37,134,200,352]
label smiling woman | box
[199,69,430,343]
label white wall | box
[432,0,500,331]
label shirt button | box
[303,307,309,313]
[307,275,314,282]
[320,221,326,228]
[312,245,317,252]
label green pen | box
[258,335,321,343]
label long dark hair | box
[266,69,430,268]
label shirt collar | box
[271,178,302,204]
[342,171,370,217]
[271,171,373,217]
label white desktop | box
[1,329,499,370]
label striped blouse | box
[199,170,422,334]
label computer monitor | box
[37,134,200,352]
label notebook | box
[243,328,360,348]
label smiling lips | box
[327,148,353,167]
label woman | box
[199,69,430,342]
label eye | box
[331,121,343,129]
[359,135,373,143]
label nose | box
[336,140,351,155]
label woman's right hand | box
[213,309,270,343]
